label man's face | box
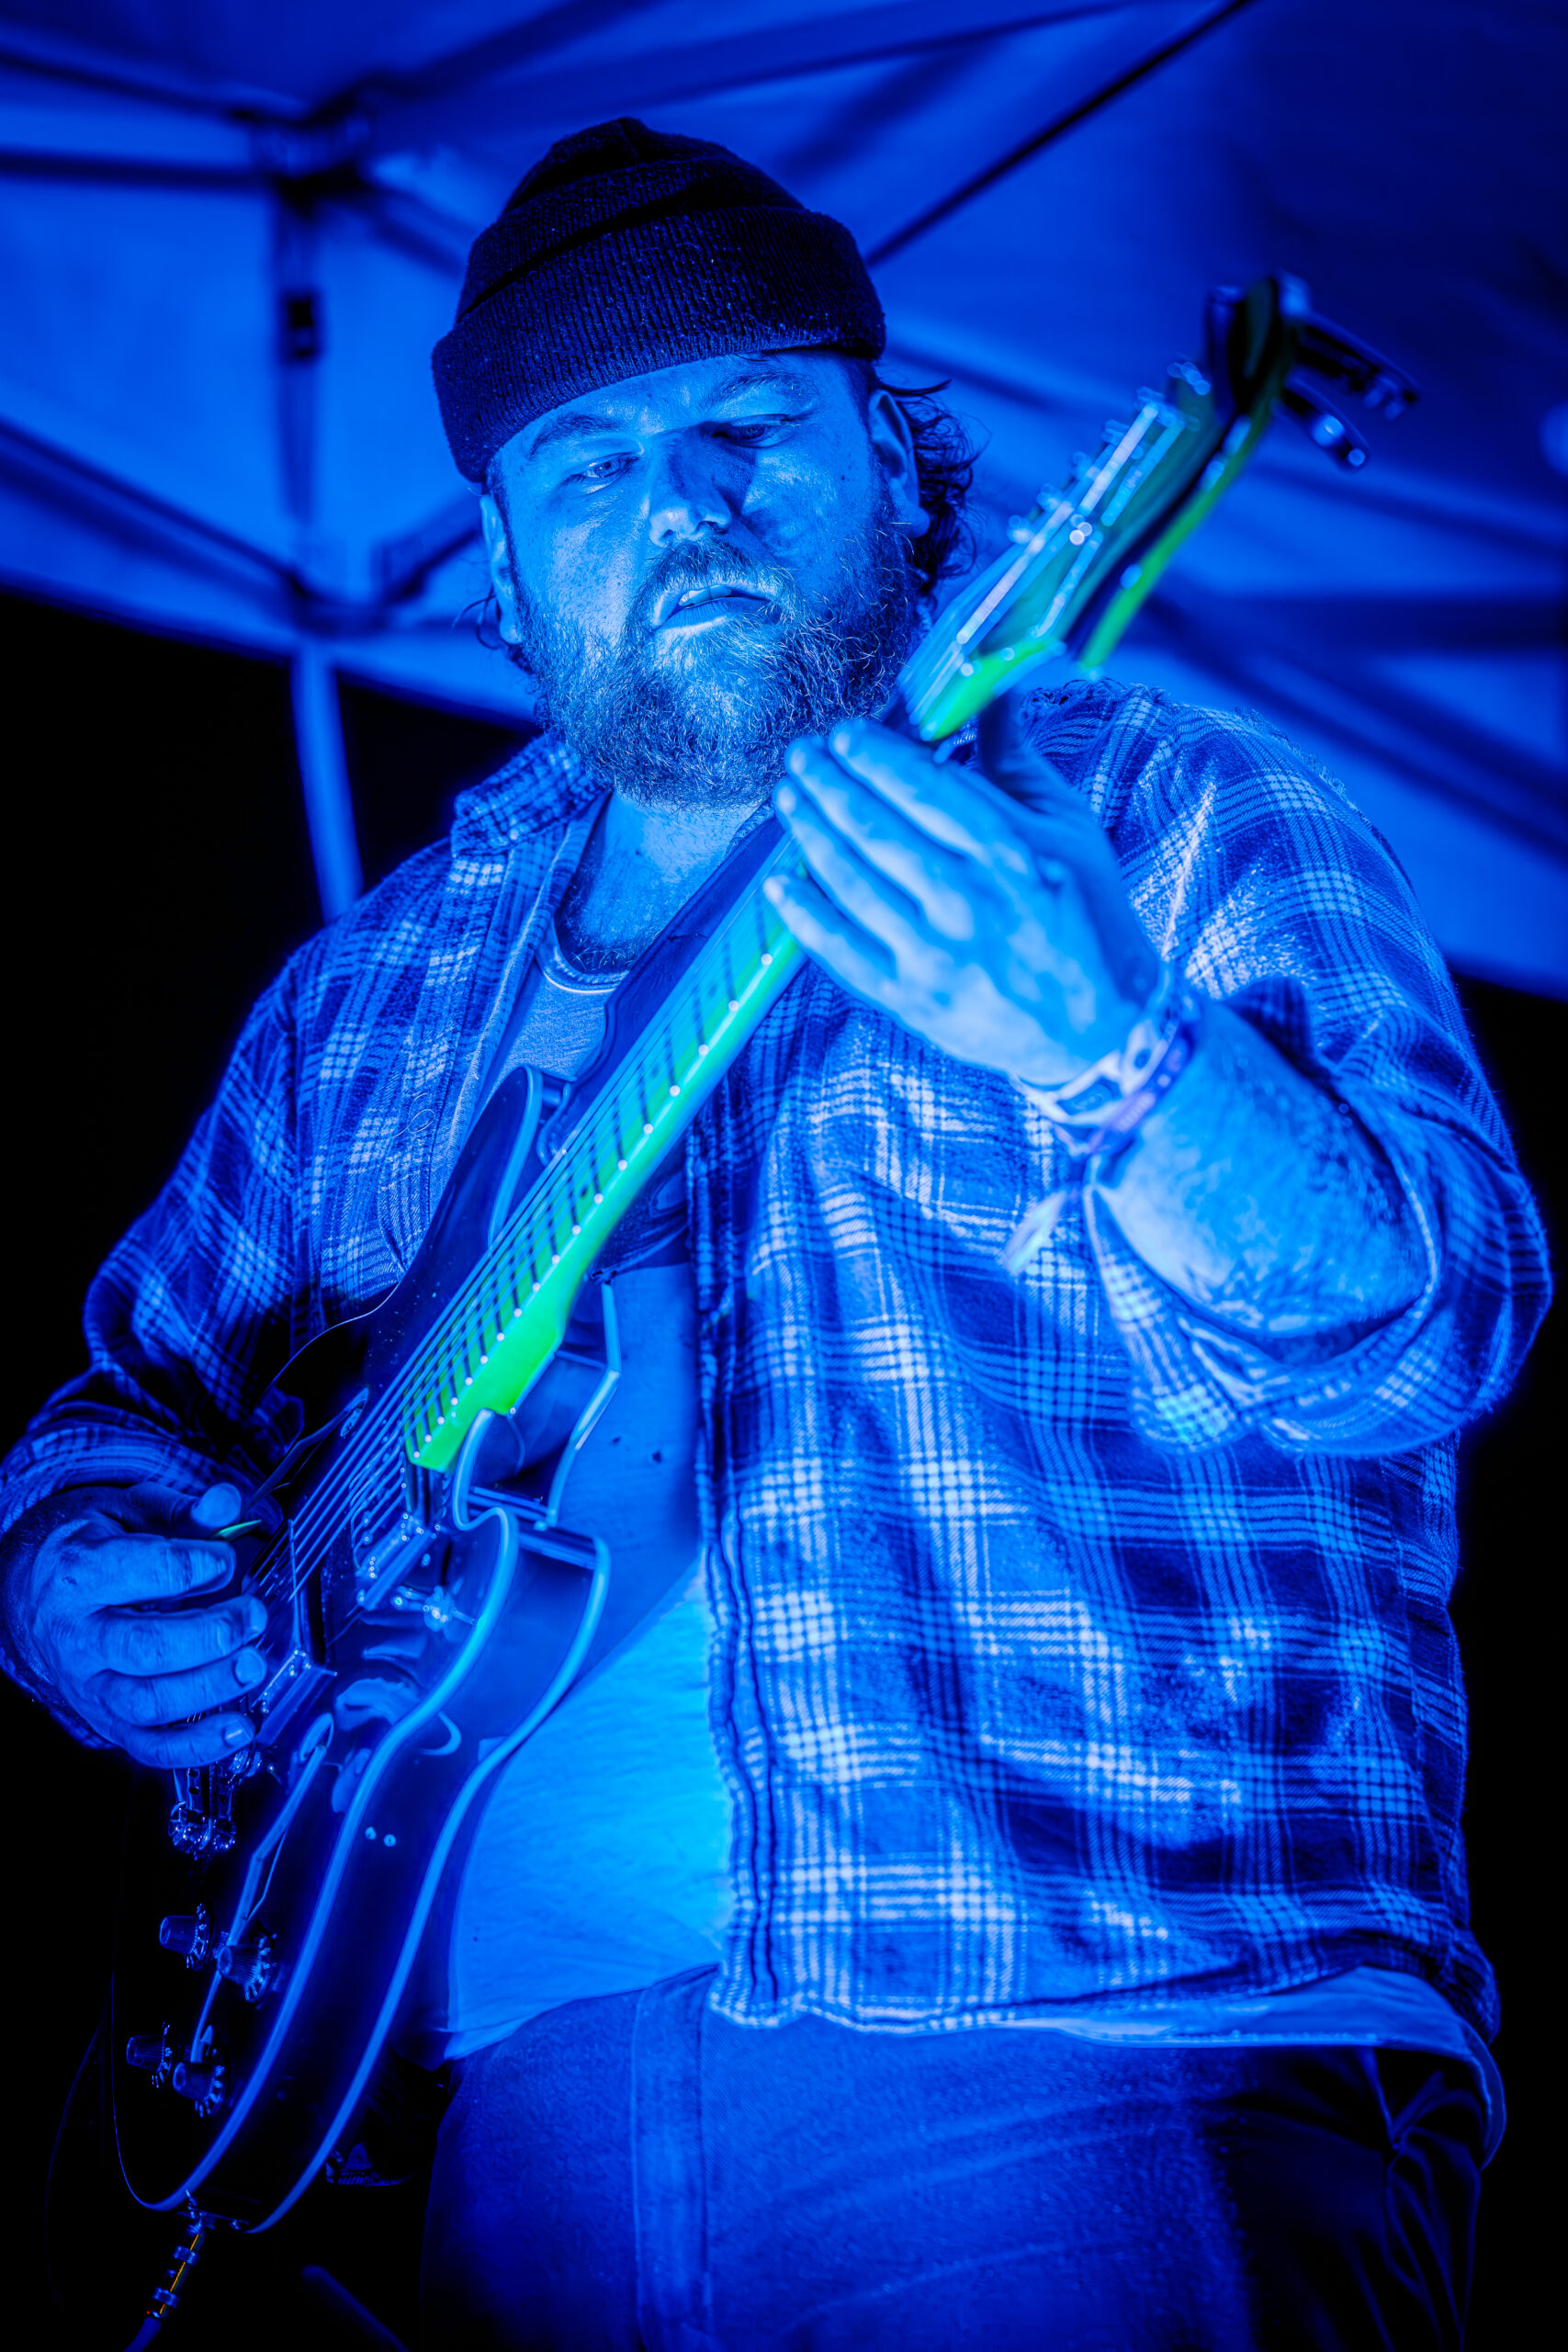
[479,351,928,808]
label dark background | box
[0,589,1558,2346]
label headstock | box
[892,275,1417,745]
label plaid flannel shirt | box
[0,679,1547,2038]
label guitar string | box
[253,875,784,1614]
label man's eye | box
[574,454,632,486]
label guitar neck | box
[402,837,805,1473]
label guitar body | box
[109,1066,624,2228]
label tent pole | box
[867,0,1266,266]
[291,642,363,922]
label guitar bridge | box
[355,1510,439,1613]
[250,1650,335,1751]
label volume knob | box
[159,1907,211,1966]
[125,2026,175,2087]
[170,2053,228,2118]
[217,1928,278,2003]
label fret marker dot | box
[761,952,773,967]
[698,1042,708,1056]
[669,1083,680,1097]
[728,1000,739,1012]
[513,1306,523,1317]
[643,1122,653,1136]
[464,1374,473,1386]
[617,1158,627,1170]
[593,1191,603,1204]
[532,1281,541,1292]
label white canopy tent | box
[1,0,1563,987]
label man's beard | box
[505,485,918,810]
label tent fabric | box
[1,1,1563,987]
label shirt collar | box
[449,729,604,857]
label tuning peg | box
[1280,379,1369,468]
[1295,314,1417,417]
[1167,359,1212,400]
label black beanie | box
[432,119,886,483]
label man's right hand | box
[10,1478,266,1764]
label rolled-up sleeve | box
[1043,688,1551,1455]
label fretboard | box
[400,834,804,1473]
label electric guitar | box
[100,277,1413,2256]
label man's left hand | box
[768,699,1161,1089]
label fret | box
[397,853,807,1472]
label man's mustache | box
[630,543,794,636]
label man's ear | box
[479,489,523,644]
[867,387,930,539]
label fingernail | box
[762,876,783,903]
[775,783,797,814]
[222,1721,254,1747]
[243,1599,267,1637]
[234,1650,267,1688]
[830,724,854,753]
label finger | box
[976,684,1025,768]
[774,789,939,966]
[81,1532,236,1608]
[805,721,1027,868]
[778,763,981,940]
[95,1645,269,1731]
[119,1476,231,1529]
[118,1713,255,1770]
[190,1481,244,1530]
[976,695,1080,813]
[96,1589,265,1678]
[762,871,899,1006]
[771,790,944,973]
[973,691,1100,842]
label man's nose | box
[645,433,736,547]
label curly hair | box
[842,358,983,600]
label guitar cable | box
[120,2201,211,2349]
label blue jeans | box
[420,1967,1483,2349]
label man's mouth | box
[651,581,777,629]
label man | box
[0,119,1548,2348]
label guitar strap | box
[532,803,788,1170]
